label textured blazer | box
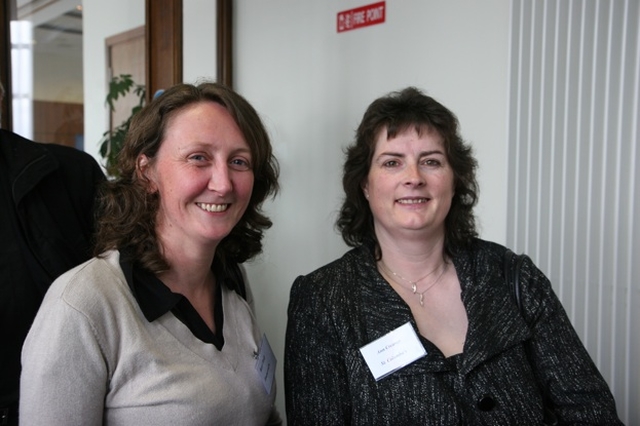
[284,239,622,425]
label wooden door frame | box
[145,0,182,102]
[145,0,233,96]
[217,0,233,88]
[106,25,146,74]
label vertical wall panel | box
[507,0,639,423]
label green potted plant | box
[98,74,145,176]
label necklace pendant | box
[419,293,424,306]
[411,282,417,294]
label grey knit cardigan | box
[284,239,622,425]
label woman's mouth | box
[196,202,229,212]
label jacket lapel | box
[353,243,530,376]
[357,249,410,342]
[355,246,456,373]
[457,248,531,375]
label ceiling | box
[16,0,83,55]
[12,0,84,102]
[34,9,82,55]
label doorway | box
[105,26,145,133]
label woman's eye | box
[189,154,207,162]
[423,158,442,167]
[382,160,399,167]
[230,158,252,170]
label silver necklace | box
[380,261,448,306]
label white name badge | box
[359,322,427,381]
[255,334,276,394]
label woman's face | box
[362,126,455,244]
[140,101,254,252]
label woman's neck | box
[157,237,217,295]
[377,232,447,280]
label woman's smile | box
[196,202,230,213]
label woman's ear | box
[136,155,157,193]
[361,181,370,200]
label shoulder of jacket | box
[0,130,50,171]
[43,143,105,178]
[470,238,508,254]
[298,246,363,281]
[44,142,97,163]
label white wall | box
[233,1,511,419]
[83,1,511,420]
[82,0,144,165]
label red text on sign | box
[337,1,386,33]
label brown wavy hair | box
[94,82,279,273]
[336,87,478,257]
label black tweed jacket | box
[284,239,622,425]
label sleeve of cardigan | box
[20,286,108,426]
[284,275,352,426]
[519,256,623,425]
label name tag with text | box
[359,322,427,380]
[255,334,276,394]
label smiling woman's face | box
[139,101,255,252]
[362,126,455,243]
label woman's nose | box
[208,164,233,194]
[404,163,425,186]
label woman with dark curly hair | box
[284,87,620,425]
[20,82,282,425]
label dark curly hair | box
[336,87,478,257]
[94,82,279,274]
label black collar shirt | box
[119,253,226,350]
